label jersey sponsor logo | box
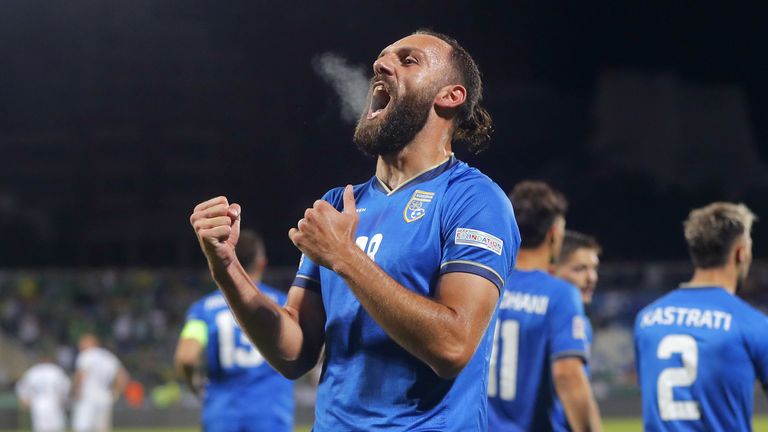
[454,228,504,255]
[403,190,435,223]
[572,316,587,340]
[499,290,549,314]
[639,306,732,331]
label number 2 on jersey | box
[216,310,265,368]
[657,334,700,421]
[488,319,520,400]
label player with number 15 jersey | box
[181,285,294,432]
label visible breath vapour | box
[313,53,369,124]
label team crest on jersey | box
[403,190,435,223]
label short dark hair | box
[559,230,602,263]
[509,181,568,248]
[683,202,756,268]
[413,30,493,154]
[236,229,266,272]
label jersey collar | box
[372,155,458,196]
[678,283,727,290]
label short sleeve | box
[745,312,768,389]
[292,253,321,292]
[184,299,205,322]
[439,179,520,292]
[548,284,589,362]
[291,187,345,293]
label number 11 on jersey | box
[488,319,520,401]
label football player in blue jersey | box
[488,181,602,432]
[175,230,294,432]
[553,230,603,429]
[635,202,768,431]
[556,231,601,311]
[189,31,520,430]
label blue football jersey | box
[634,286,768,431]
[487,270,590,432]
[292,156,520,431]
[184,285,294,431]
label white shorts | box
[30,399,66,432]
[72,398,113,432]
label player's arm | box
[14,376,30,408]
[549,288,602,432]
[338,257,496,378]
[72,370,83,399]
[174,326,205,397]
[113,366,130,400]
[190,196,326,379]
[747,314,768,395]
[552,357,603,432]
[289,186,500,378]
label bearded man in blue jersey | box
[488,181,602,432]
[635,202,768,431]
[189,31,520,431]
[175,230,294,432]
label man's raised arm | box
[190,196,325,379]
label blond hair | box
[683,202,756,268]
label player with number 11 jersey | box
[488,181,599,432]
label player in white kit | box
[71,334,129,432]
[16,358,71,432]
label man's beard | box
[353,87,434,158]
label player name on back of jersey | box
[639,306,733,331]
[499,290,549,315]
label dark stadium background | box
[2,2,768,430]
[1,1,767,268]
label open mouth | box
[367,82,391,119]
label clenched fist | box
[190,196,241,272]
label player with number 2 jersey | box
[635,202,768,431]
